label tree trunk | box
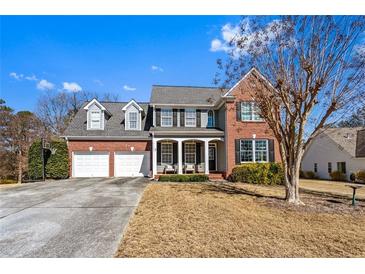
[282,149,304,205]
[17,150,22,184]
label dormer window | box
[90,110,102,129]
[122,99,144,131]
[128,111,138,129]
[84,99,109,130]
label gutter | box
[61,136,152,141]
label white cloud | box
[123,85,136,91]
[25,75,38,81]
[37,79,55,91]
[9,72,24,80]
[63,82,82,92]
[151,65,164,72]
[210,18,285,58]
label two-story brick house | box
[63,68,281,179]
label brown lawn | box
[116,182,365,258]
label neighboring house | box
[301,127,365,180]
[63,68,281,179]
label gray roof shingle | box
[63,102,152,138]
[322,127,364,157]
[150,85,226,106]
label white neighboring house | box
[301,127,365,180]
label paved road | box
[0,177,148,257]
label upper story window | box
[241,102,263,121]
[207,110,214,128]
[240,139,268,163]
[90,110,102,129]
[161,108,173,127]
[128,111,138,130]
[185,108,196,127]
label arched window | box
[207,110,214,127]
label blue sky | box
[0,16,241,112]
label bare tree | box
[217,16,365,204]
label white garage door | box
[114,151,150,177]
[73,152,109,177]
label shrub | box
[28,139,68,180]
[45,141,69,179]
[330,170,347,181]
[299,170,305,178]
[158,174,209,182]
[230,163,284,185]
[356,170,365,182]
[304,171,316,179]
[0,179,17,184]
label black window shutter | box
[268,139,275,162]
[156,108,161,126]
[236,102,241,121]
[182,142,185,163]
[180,109,185,126]
[196,109,201,127]
[173,109,177,126]
[196,143,201,164]
[235,139,241,164]
[157,142,161,164]
[173,142,178,164]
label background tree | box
[36,91,120,136]
[217,16,365,204]
[337,104,365,127]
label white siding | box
[302,134,365,180]
[125,104,141,130]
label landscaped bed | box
[116,182,365,258]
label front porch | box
[152,137,224,178]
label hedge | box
[28,139,69,180]
[356,170,365,182]
[230,163,284,185]
[329,171,347,181]
[45,141,69,179]
[158,174,209,182]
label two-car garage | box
[72,151,150,178]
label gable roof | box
[63,101,152,139]
[222,67,277,97]
[122,99,144,112]
[150,85,226,106]
[321,127,364,157]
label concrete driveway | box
[0,177,148,257]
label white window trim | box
[241,102,263,122]
[184,142,196,164]
[240,139,268,163]
[161,108,173,127]
[161,142,173,165]
[207,110,215,128]
[185,108,196,127]
[128,111,138,130]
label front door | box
[208,144,216,171]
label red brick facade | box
[225,75,281,177]
[67,140,151,177]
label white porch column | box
[152,139,157,178]
[177,140,183,174]
[204,140,209,175]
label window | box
[207,110,214,127]
[185,108,196,127]
[337,162,346,174]
[255,140,268,162]
[241,102,263,121]
[240,139,268,162]
[314,163,318,173]
[161,108,173,127]
[90,110,102,129]
[161,143,173,164]
[328,162,332,173]
[184,143,196,164]
[128,111,138,129]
